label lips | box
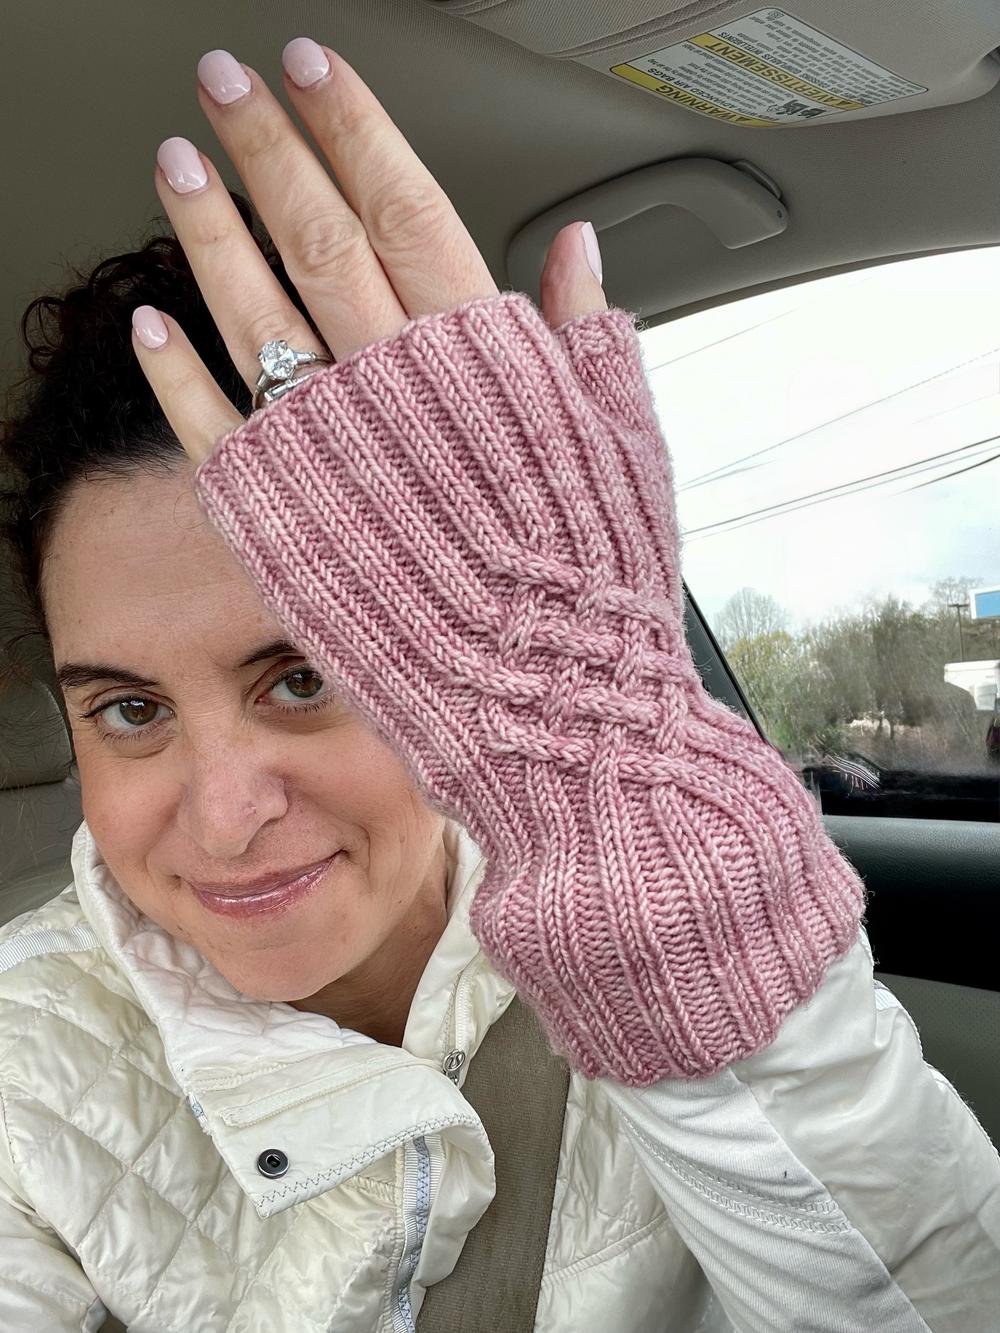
[186,854,340,899]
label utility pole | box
[948,601,969,661]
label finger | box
[153,141,333,392]
[193,49,407,361]
[278,41,498,320]
[539,221,607,329]
[130,306,244,466]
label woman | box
[0,38,997,1333]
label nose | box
[176,733,289,860]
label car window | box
[638,247,1000,821]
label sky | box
[636,247,1000,638]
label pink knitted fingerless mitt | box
[195,291,867,1087]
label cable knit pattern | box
[194,290,867,1086]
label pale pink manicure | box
[581,221,603,284]
[197,49,251,105]
[157,137,208,194]
[132,306,168,349]
[282,37,331,88]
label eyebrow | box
[56,639,300,691]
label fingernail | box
[157,137,208,194]
[197,49,252,105]
[132,306,168,349]
[581,221,603,284]
[282,37,331,88]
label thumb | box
[538,220,607,329]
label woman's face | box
[42,462,447,1007]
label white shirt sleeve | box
[599,928,1000,1333]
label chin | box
[221,953,353,1006]
[229,971,330,1005]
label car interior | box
[2,0,999,1174]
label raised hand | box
[130,40,606,461]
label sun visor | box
[423,0,1000,129]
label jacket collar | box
[70,819,513,1218]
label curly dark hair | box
[0,191,318,636]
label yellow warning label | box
[611,63,776,127]
[687,34,863,110]
[610,8,927,129]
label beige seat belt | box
[416,994,571,1332]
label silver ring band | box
[253,338,334,412]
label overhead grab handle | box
[506,157,787,294]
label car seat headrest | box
[0,675,73,788]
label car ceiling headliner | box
[2,0,999,403]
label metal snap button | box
[256,1148,289,1179]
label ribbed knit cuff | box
[195,291,868,1086]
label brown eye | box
[118,698,159,726]
[94,696,170,737]
[270,668,328,704]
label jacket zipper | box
[440,962,476,1085]
[389,1135,433,1333]
[387,964,476,1328]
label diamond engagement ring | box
[252,339,334,411]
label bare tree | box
[714,587,789,652]
[922,575,983,613]
[922,574,1000,663]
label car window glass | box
[638,248,1000,820]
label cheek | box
[298,722,432,833]
[76,742,180,928]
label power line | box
[677,385,1000,496]
[687,431,1000,533]
[642,271,878,375]
[643,307,797,374]
[902,446,1000,493]
[675,346,1000,493]
[684,436,999,541]
[682,431,1000,542]
[910,388,999,428]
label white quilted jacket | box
[0,817,998,1332]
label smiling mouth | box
[186,853,344,920]
[186,854,341,900]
